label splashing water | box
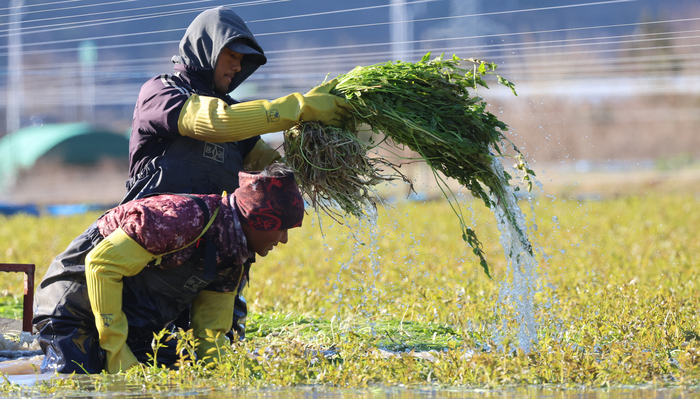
[489,158,541,353]
[355,206,384,319]
[327,205,386,324]
[321,158,544,353]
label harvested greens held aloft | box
[284,122,411,220]
[283,53,535,278]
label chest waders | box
[122,136,244,204]
[122,135,251,339]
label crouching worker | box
[32,163,304,374]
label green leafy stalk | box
[284,52,534,277]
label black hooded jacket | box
[127,6,267,187]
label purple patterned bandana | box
[233,171,304,231]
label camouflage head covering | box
[233,171,304,231]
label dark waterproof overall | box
[32,139,254,374]
[33,7,268,373]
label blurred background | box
[0,0,698,210]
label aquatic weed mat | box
[9,301,700,395]
[1,195,699,394]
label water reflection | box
[1,374,695,399]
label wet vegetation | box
[0,192,699,395]
[285,53,531,277]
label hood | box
[171,7,266,94]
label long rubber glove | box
[85,227,156,373]
[190,290,236,364]
[178,79,350,143]
[243,138,282,171]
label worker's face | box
[241,223,290,257]
[213,48,244,94]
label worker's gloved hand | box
[264,79,350,128]
[178,80,352,143]
[191,290,237,364]
[298,79,351,126]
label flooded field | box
[1,179,699,396]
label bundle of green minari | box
[283,53,535,277]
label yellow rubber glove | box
[243,138,282,171]
[178,79,350,143]
[190,290,237,364]
[298,79,351,124]
[85,227,156,373]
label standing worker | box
[125,5,349,200]
[34,5,349,351]
[34,164,306,374]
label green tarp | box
[0,123,129,192]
